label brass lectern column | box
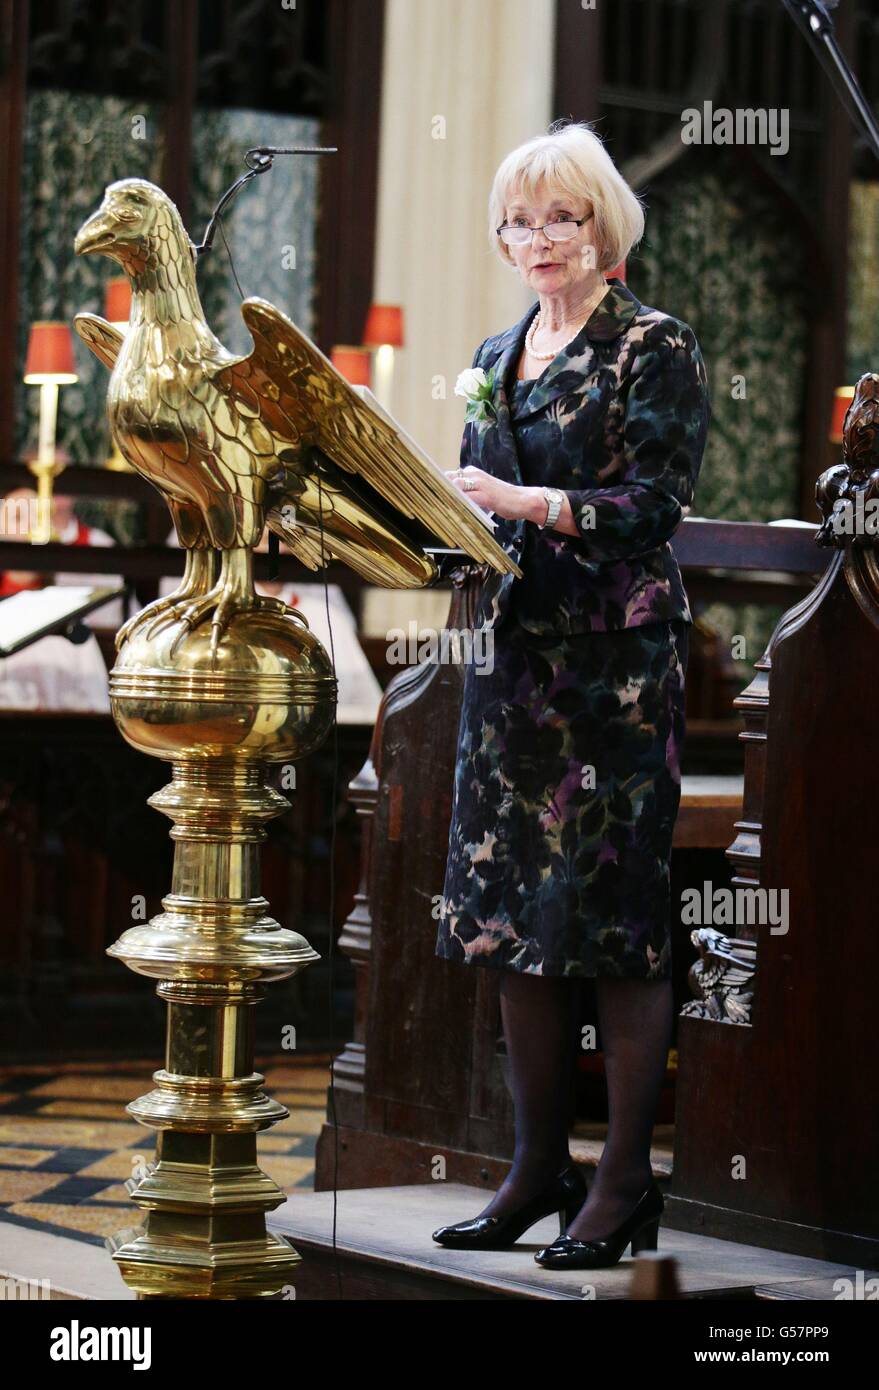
[105,605,336,1299]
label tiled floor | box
[0,1055,330,1249]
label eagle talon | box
[207,591,249,659]
[115,599,177,651]
[114,613,140,652]
[146,600,201,642]
[166,597,222,658]
[115,551,216,651]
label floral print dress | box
[435,287,707,979]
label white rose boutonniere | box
[454,366,498,424]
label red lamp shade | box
[23,321,78,383]
[331,345,372,386]
[830,386,854,445]
[104,276,131,324]
[363,303,404,348]
[607,259,626,283]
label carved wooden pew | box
[316,518,833,1198]
[672,378,879,1267]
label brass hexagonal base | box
[109,1226,301,1300]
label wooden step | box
[267,1183,864,1301]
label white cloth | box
[268,582,382,725]
[0,633,110,711]
[0,586,110,712]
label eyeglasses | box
[496,214,592,246]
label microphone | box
[781,0,879,163]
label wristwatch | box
[539,487,565,531]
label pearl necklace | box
[524,280,609,361]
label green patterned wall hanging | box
[189,107,319,358]
[15,90,164,541]
[628,147,809,681]
[849,181,879,382]
[629,147,807,524]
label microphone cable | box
[206,190,344,1300]
[314,465,343,1300]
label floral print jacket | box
[462,278,710,636]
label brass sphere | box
[110,605,337,763]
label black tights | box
[476,971,673,1242]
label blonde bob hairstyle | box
[488,120,646,273]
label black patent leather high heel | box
[533,1179,664,1268]
[431,1164,587,1250]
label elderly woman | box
[433,120,710,1269]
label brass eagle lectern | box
[73,177,517,1299]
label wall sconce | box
[330,345,372,387]
[23,321,78,543]
[363,303,404,412]
[830,385,855,445]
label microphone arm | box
[781,0,879,162]
[194,144,338,257]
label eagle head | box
[74,177,195,274]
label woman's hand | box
[446,467,579,534]
[446,466,531,521]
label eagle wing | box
[210,297,520,587]
[72,313,124,370]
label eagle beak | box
[74,206,117,257]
